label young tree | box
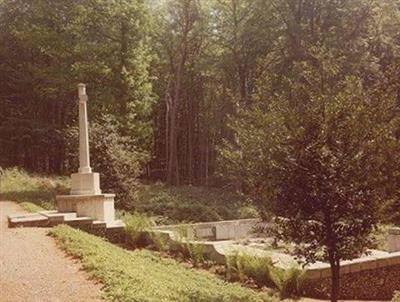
[221,53,400,300]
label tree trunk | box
[329,254,340,301]
[166,0,193,185]
[167,96,179,185]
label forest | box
[1,1,400,301]
[0,0,399,200]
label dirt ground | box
[0,201,104,302]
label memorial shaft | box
[78,83,92,173]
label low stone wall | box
[151,219,400,300]
[302,264,400,300]
[154,218,262,241]
[389,227,400,252]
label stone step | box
[105,220,125,231]
[64,216,93,226]
[8,213,49,228]
[41,211,77,221]
[92,220,107,228]
[7,212,125,235]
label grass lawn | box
[50,225,280,302]
[0,167,68,210]
[19,201,46,213]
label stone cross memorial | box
[70,83,101,195]
[56,84,119,226]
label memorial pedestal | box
[57,194,116,224]
[70,172,101,195]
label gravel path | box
[0,201,104,302]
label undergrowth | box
[226,252,304,299]
[134,182,259,224]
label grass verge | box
[0,167,69,210]
[19,201,45,213]
[50,225,280,302]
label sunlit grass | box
[50,224,279,302]
[0,167,69,210]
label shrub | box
[64,116,149,211]
[238,206,260,219]
[393,291,400,302]
[89,117,148,210]
[227,252,275,287]
[185,242,205,266]
[123,212,156,248]
[270,267,304,298]
[226,251,304,298]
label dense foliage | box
[1,2,399,299]
[219,1,400,301]
[0,0,154,184]
[1,0,399,186]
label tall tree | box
[220,1,400,300]
[156,0,202,185]
[0,0,155,174]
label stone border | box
[151,219,400,280]
[304,251,400,279]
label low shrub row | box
[122,213,303,299]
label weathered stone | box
[57,84,121,228]
[56,194,115,224]
[388,227,400,252]
[70,172,101,195]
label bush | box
[227,252,275,287]
[393,291,400,302]
[270,267,304,299]
[226,252,303,298]
[123,212,156,248]
[50,225,277,302]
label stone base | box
[388,227,400,252]
[56,194,115,224]
[70,172,101,195]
